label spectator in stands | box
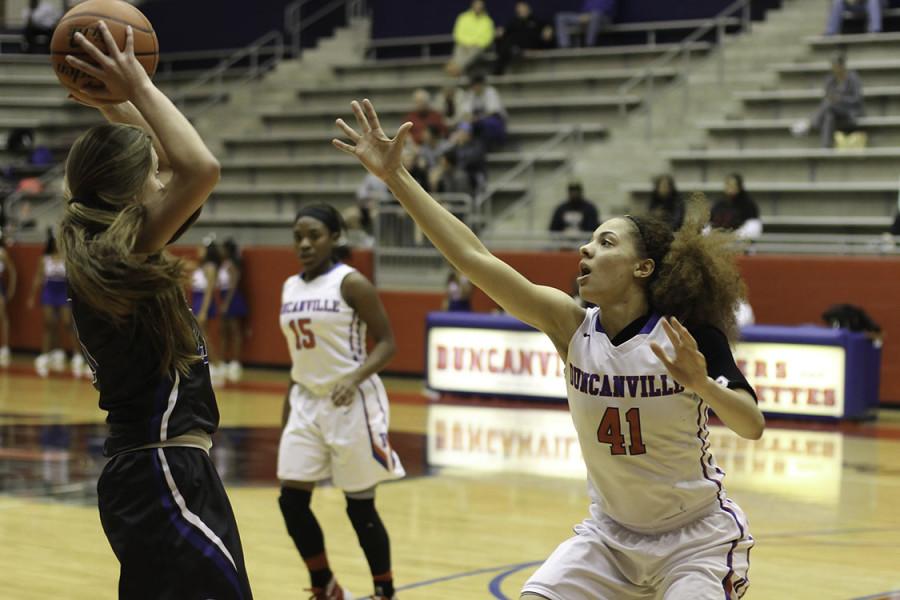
[454,73,507,149]
[448,0,495,77]
[710,174,762,239]
[21,0,63,53]
[555,0,618,48]
[356,172,391,236]
[416,124,445,170]
[403,89,448,145]
[549,181,600,236]
[429,151,472,195]
[402,144,431,192]
[792,54,864,148]
[648,174,685,231]
[442,122,488,194]
[825,0,882,35]
[494,1,554,75]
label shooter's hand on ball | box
[65,21,151,103]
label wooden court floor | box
[1,361,899,599]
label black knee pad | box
[345,497,379,531]
[279,486,328,560]
[279,486,313,536]
[346,496,391,575]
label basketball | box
[50,0,158,103]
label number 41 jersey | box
[280,263,366,396]
[566,307,755,535]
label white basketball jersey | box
[566,308,727,534]
[280,263,366,396]
[43,255,66,281]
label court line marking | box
[488,562,543,599]
[395,560,541,593]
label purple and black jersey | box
[70,289,219,456]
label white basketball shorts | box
[277,375,405,493]
[522,498,753,600]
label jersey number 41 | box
[597,407,646,456]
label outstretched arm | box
[333,100,585,352]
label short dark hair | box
[295,203,345,234]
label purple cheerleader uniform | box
[217,261,247,319]
[41,256,68,308]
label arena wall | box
[8,244,899,405]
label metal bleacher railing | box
[616,0,752,137]
[479,230,900,256]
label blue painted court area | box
[396,560,543,599]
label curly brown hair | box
[629,194,747,342]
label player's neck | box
[302,259,336,281]
[597,293,650,340]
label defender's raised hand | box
[332,99,413,180]
[649,317,709,393]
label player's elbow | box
[196,157,221,187]
[384,337,397,360]
[742,413,765,440]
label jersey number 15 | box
[289,319,317,350]
[597,407,646,456]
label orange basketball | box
[50,0,158,103]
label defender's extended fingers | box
[650,342,675,369]
[351,100,371,132]
[670,317,698,349]
[362,99,382,132]
[332,139,355,154]
[394,121,414,144]
[661,318,683,348]
[335,118,360,141]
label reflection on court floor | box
[1,367,899,599]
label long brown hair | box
[629,195,747,342]
[58,123,200,375]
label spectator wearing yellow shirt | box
[447,0,495,77]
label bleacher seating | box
[626,29,900,236]
[206,37,720,227]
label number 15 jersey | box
[280,263,366,396]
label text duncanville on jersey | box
[569,363,686,398]
[280,298,341,314]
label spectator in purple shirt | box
[555,0,618,48]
